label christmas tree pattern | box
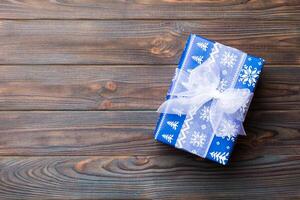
[210,151,229,165]
[192,56,203,64]
[162,134,173,144]
[167,121,179,130]
[197,42,208,51]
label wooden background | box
[0,1,299,199]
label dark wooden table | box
[0,1,299,199]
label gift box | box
[154,34,265,165]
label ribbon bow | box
[157,58,252,137]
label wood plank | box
[0,65,298,110]
[0,20,298,65]
[0,0,298,20]
[0,155,299,199]
[0,111,298,156]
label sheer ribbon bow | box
[157,58,252,137]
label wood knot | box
[134,156,150,166]
[74,157,97,172]
[100,100,112,109]
[105,81,117,91]
[150,36,178,57]
[88,83,102,91]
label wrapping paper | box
[154,34,265,165]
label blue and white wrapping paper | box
[154,34,265,165]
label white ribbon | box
[157,56,252,137]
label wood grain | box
[0,20,298,65]
[0,1,299,199]
[0,155,299,199]
[0,0,298,20]
[0,65,298,111]
[0,111,298,157]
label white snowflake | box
[210,151,229,165]
[224,136,235,142]
[220,51,237,68]
[226,146,230,150]
[217,79,228,92]
[201,124,207,130]
[197,42,208,51]
[167,121,179,130]
[199,106,210,122]
[217,119,238,138]
[190,131,207,148]
[222,70,227,75]
[239,65,260,87]
[162,134,173,143]
[216,141,220,145]
[258,61,262,66]
[192,55,204,64]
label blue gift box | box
[154,34,265,165]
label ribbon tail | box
[239,124,247,136]
[209,100,222,135]
[209,101,248,138]
[157,97,192,115]
[157,94,213,116]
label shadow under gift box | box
[154,34,265,165]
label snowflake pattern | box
[192,56,204,64]
[217,119,238,138]
[217,79,228,92]
[199,106,210,122]
[220,51,237,68]
[222,70,228,75]
[222,136,236,142]
[239,65,260,87]
[190,131,207,148]
[197,42,208,51]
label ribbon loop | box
[157,56,252,138]
[211,90,221,99]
